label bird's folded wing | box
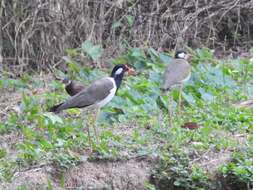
[163,59,191,89]
[58,77,114,110]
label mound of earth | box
[64,159,152,190]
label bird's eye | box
[115,68,123,75]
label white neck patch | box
[178,52,186,59]
[115,68,123,75]
[66,80,72,85]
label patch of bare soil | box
[192,132,249,178]
[0,74,53,121]
[64,159,152,190]
[193,149,231,176]
[0,158,153,190]
[1,167,62,190]
[0,132,22,160]
[0,91,22,121]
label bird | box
[62,77,85,96]
[49,64,133,150]
[162,50,191,127]
[181,122,199,130]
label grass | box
[0,47,253,189]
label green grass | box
[0,47,253,189]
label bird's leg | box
[178,84,183,116]
[83,110,92,151]
[168,91,173,128]
[92,108,100,144]
[86,122,92,151]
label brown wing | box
[65,81,85,96]
[162,59,191,90]
[50,77,114,112]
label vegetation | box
[0,45,253,189]
[1,1,253,189]
[1,0,253,71]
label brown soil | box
[0,74,54,121]
[0,158,152,190]
[0,91,22,121]
[0,132,22,160]
[193,149,231,175]
[1,167,63,190]
[64,159,152,190]
[192,132,249,178]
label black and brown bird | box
[49,64,133,149]
[62,77,85,96]
[162,50,191,127]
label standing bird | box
[49,64,133,149]
[162,50,191,127]
[62,77,85,96]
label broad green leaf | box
[131,48,145,58]
[39,139,53,150]
[198,88,214,102]
[81,41,103,61]
[112,21,122,29]
[67,61,80,73]
[0,148,6,159]
[43,112,63,124]
[182,92,196,105]
[125,15,134,26]
[159,53,172,65]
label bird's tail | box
[49,102,64,113]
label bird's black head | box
[111,64,130,89]
[175,50,187,59]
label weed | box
[1,47,253,189]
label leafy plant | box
[220,146,253,189]
[1,47,253,189]
[151,150,213,190]
[81,41,103,61]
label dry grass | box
[1,0,253,73]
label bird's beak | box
[125,65,135,75]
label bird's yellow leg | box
[86,123,92,151]
[83,110,93,151]
[178,84,183,116]
[168,91,173,128]
[92,108,100,144]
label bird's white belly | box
[181,72,191,83]
[96,78,117,108]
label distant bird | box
[162,50,191,127]
[49,64,133,149]
[62,77,85,96]
[181,122,199,130]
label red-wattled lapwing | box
[162,50,191,127]
[62,77,85,96]
[49,64,133,149]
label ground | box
[0,79,153,189]
[0,81,248,190]
[1,49,253,189]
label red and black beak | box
[125,64,135,75]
